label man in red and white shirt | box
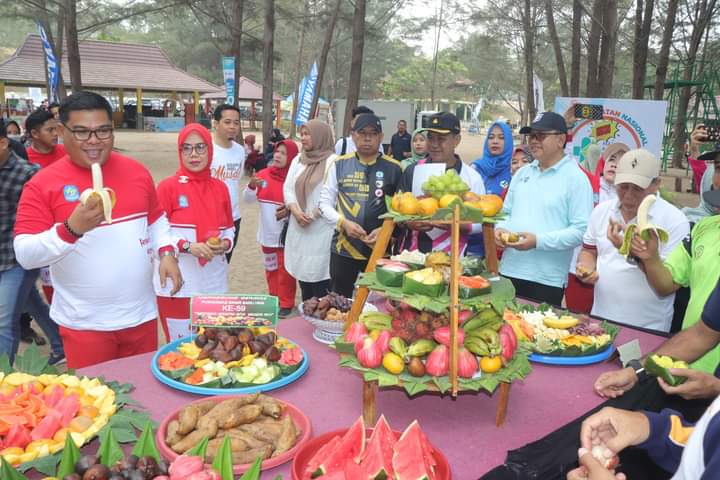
[13,91,183,368]
[25,108,66,168]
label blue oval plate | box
[528,345,615,365]
[151,336,309,395]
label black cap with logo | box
[352,113,383,133]
[519,111,568,135]
[424,112,461,134]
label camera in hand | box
[704,120,720,143]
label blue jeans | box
[0,266,63,363]
[0,265,25,362]
[17,269,63,358]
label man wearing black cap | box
[319,113,402,296]
[494,111,593,305]
[396,112,486,253]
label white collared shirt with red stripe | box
[13,152,174,331]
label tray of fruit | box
[300,293,379,345]
[292,415,451,480]
[157,394,312,474]
[357,251,516,311]
[151,327,308,395]
[504,303,620,364]
[382,171,506,223]
[332,303,532,396]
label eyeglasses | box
[63,124,114,141]
[527,132,564,142]
[181,143,208,156]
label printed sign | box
[295,62,318,126]
[222,57,235,105]
[554,97,667,164]
[191,294,278,328]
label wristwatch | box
[628,359,649,381]
[181,240,191,253]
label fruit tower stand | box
[335,187,531,427]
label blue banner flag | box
[37,23,59,102]
[222,57,235,105]
[294,62,318,126]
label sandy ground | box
[19,129,700,358]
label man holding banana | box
[13,91,182,368]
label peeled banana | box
[618,194,668,258]
[79,163,115,223]
[542,315,578,329]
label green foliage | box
[57,435,81,478]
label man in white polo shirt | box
[575,149,689,332]
[211,104,245,262]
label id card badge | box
[264,252,279,271]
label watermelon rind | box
[393,421,436,480]
[359,415,397,479]
[316,416,366,477]
[304,436,341,479]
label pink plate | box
[291,428,452,480]
[156,394,312,474]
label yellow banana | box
[619,195,668,257]
[79,163,115,223]
[542,315,578,329]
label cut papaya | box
[56,394,80,427]
[4,424,32,449]
[315,417,366,477]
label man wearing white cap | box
[576,149,689,332]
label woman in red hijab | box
[243,139,299,317]
[154,123,234,340]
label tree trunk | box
[545,0,568,96]
[570,0,582,96]
[311,0,342,118]
[631,0,654,99]
[343,0,366,136]
[653,0,679,100]
[585,0,603,96]
[65,0,82,92]
[521,0,535,122]
[430,0,445,106]
[262,0,275,145]
[289,0,309,138]
[597,0,618,97]
[231,0,244,137]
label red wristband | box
[158,245,174,256]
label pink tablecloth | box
[78,317,666,479]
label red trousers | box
[157,296,191,343]
[262,246,296,309]
[59,320,158,369]
[564,273,594,314]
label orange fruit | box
[391,193,402,211]
[482,194,503,212]
[439,194,460,208]
[417,197,439,216]
[463,191,481,202]
[477,199,502,217]
[480,356,502,373]
[398,195,419,215]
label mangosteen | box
[75,455,99,476]
[156,460,169,476]
[136,456,158,478]
[125,469,145,480]
[236,328,253,343]
[126,455,139,468]
[264,345,281,362]
[229,345,243,361]
[221,335,239,351]
[108,474,124,480]
[82,464,111,480]
[205,328,218,340]
[63,474,82,480]
[407,357,426,377]
[198,340,217,360]
[248,340,267,354]
[255,332,277,347]
[194,334,208,347]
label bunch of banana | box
[79,162,116,223]
[619,194,668,258]
[464,328,502,357]
[389,337,407,357]
[406,339,434,357]
[360,311,392,331]
[463,307,503,333]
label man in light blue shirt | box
[495,112,593,305]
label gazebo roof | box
[0,34,222,94]
[200,76,281,101]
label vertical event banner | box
[190,294,279,328]
[294,62,318,126]
[222,57,235,105]
[554,97,667,164]
[36,23,59,102]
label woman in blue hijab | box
[472,121,514,195]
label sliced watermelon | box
[4,423,32,449]
[393,421,435,480]
[30,408,62,441]
[304,436,342,480]
[344,457,366,480]
[359,415,396,479]
[56,393,80,427]
[315,417,366,477]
